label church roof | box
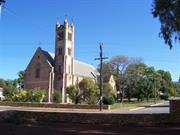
[41,51,98,78]
[42,50,55,67]
[74,60,99,79]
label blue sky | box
[0,0,180,81]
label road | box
[128,101,169,114]
[0,101,170,114]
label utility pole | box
[95,43,108,111]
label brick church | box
[24,19,99,103]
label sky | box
[0,0,180,81]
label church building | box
[24,19,99,103]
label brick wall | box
[1,110,180,126]
[170,99,180,114]
[24,48,52,94]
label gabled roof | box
[74,60,99,79]
[41,50,55,67]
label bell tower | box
[54,18,74,103]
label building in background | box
[0,87,4,100]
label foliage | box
[158,70,173,96]
[29,88,45,102]
[17,70,25,88]
[152,0,180,48]
[53,91,61,103]
[4,89,27,102]
[103,96,116,105]
[109,55,129,74]
[66,85,81,104]
[3,87,45,103]
[98,54,177,103]
[98,62,116,82]
[103,83,114,97]
[87,96,97,105]
[79,78,98,104]
[159,93,169,100]
[173,82,180,96]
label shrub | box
[27,88,45,102]
[53,91,61,103]
[66,85,81,104]
[4,89,28,102]
[12,89,27,102]
[87,96,97,105]
[160,93,169,100]
[79,78,98,104]
[103,96,116,105]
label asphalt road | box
[128,101,169,114]
[0,101,170,114]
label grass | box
[111,98,166,110]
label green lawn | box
[111,99,167,110]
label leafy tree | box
[2,79,17,99]
[152,0,180,48]
[66,85,81,104]
[79,78,98,104]
[98,62,116,82]
[103,83,114,97]
[124,63,144,101]
[17,70,25,88]
[158,70,172,98]
[102,82,116,105]
[142,66,161,101]
[0,78,5,88]
[173,82,180,96]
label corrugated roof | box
[74,60,99,79]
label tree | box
[124,63,146,101]
[173,82,180,96]
[17,70,25,88]
[0,78,5,88]
[98,62,116,82]
[152,0,180,48]
[102,83,116,105]
[109,55,129,74]
[158,70,173,98]
[103,83,114,97]
[79,78,98,104]
[66,85,81,104]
